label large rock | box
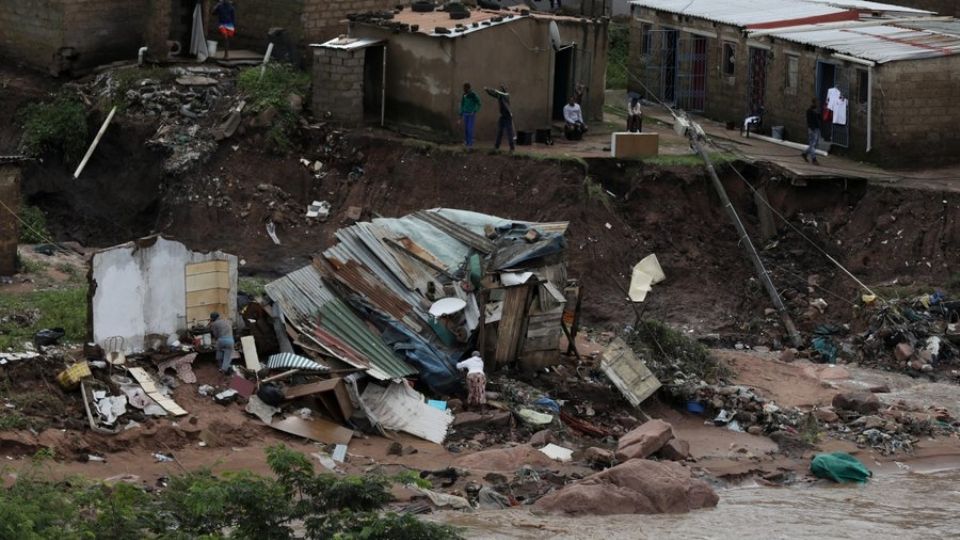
[534,459,718,515]
[616,419,674,461]
[456,444,556,472]
[832,392,881,415]
[656,439,691,462]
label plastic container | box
[685,400,705,415]
[206,40,218,57]
[57,361,92,390]
[772,125,785,140]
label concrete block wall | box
[872,56,960,166]
[61,0,150,68]
[302,0,398,43]
[0,0,65,71]
[234,0,305,48]
[312,47,365,125]
[0,166,20,277]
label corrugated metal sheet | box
[413,211,497,253]
[264,266,416,380]
[800,0,932,15]
[629,0,848,28]
[763,24,960,62]
[361,382,454,444]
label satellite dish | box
[549,21,574,51]
[429,297,467,317]
[549,21,562,50]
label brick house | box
[627,0,960,166]
[312,6,608,142]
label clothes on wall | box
[832,97,848,126]
[825,86,847,126]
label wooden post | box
[754,185,777,243]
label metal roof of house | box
[629,0,852,28]
[798,1,933,15]
[762,23,960,62]
[312,37,384,49]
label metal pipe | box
[74,106,117,179]
[689,135,803,348]
[832,53,875,67]
[866,66,873,152]
[138,46,148,65]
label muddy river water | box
[435,468,960,539]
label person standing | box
[627,96,642,132]
[563,96,587,140]
[209,312,235,374]
[459,83,481,149]
[484,84,515,152]
[212,0,236,59]
[802,98,821,165]
[456,351,487,408]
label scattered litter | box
[244,395,280,424]
[198,384,215,396]
[412,486,471,510]
[628,254,665,302]
[539,443,574,462]
[87,454,106,463]
[153,453,175,463]
[518,408,553,426]
[312,452,338,471]
[214,389,239,405]
[332,444,348,462]
[306,200,331,219]
[811,452,872,483]
[427,400,447,411]
[266,221,281,245]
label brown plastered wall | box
[0,165,20,276]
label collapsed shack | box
[263,208,581,441]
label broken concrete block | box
[584,446,614,466]
[832,392,881,415]
[894,342,914,362]
[814,407,839,423]
[616,419,674,461]
[528,429,556,448]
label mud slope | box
[21,129,960,337]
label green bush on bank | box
[237,64,310,153]
[17,95,88,164]
[0,445,463,540]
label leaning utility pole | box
[683,119,803,348]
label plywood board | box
[494,285,532,366]
[185,260,230,275]
[611,132,659,158]
[185,260,230,326]
[601,338,661,408]
[241,335,260,370]
[269,416,353,445]
[128,367,188,416]
[186,272,231,291]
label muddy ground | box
[2,62,960,530]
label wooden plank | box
[269,416,353,445]
[601,338,661,407]
[128,367,188,416]
[493,284,531,366]
[186,272,231,291]
[283,378,341,400]
[186,288,228,306]
[185,260,230,275]
[241,335,260,370]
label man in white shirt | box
[456,351,486,408]
[562,96,587,140]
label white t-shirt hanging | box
[832,97,848,125]
[826,87,841,112]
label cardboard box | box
[611,132,659,158]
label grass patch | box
[238,63,310,153]
[640,152,735,167]
[607,23,629,90]
[0,286,88,350]
[17,94,88,164]
[107,66,175,111]
[18,203,50,244]
[584,176,613,210]
[0,445,462,539]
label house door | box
[661,29,679,103]
[552,47,575,120]
[362,45,386,125]
[746,47,769,116]
[816,61,849,147]
[675,35,707,111]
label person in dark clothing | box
[484,84,515,152]
[209,312,234,373]
[212,0,236,59]
[802,98,821,165]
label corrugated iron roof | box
[629,0,851,28]
[799,0,932,15]
[763,23,960,62]
[264,265,416,380]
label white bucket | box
[206,40,218,57]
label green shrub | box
[18,95,88,164]
[607,23,629,90]
[18,204,50,244]
[626,320,728,384]
[237,64,309,153]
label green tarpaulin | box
[810,452,872,483]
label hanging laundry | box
[189,2,210,60]
[826,87,842,112]
[832,97,848,126]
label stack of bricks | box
[312,47,365,125]
[301,0,398,43]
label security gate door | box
[746,47,769,117]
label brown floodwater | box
[433,468,960,539]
